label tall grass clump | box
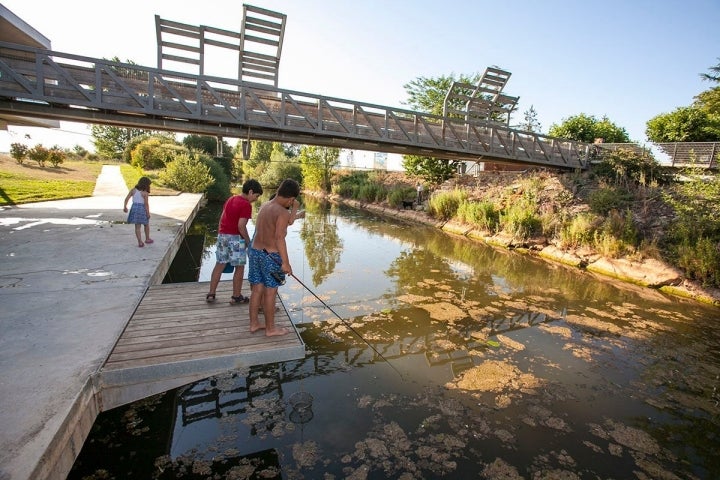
[591,209,639,258]
[500,199,541,239]
[357,182,385,203]
[456,200,499,232]
[428,189,467,220]
[559,212,597,248]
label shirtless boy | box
[247,178,301,336]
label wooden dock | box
[95,281,305,410]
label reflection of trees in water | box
[385,249,456,292]
[300,197,342,286]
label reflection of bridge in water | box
[176,307,560,426]
[0,4,590,170]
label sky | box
[1,0,718,154]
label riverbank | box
[312,191,720,307]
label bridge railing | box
[0,41,589,169]
[591,142,718,169]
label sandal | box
[230,295,250,305]
[205,293,216,303]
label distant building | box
[339,150,404,171]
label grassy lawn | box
[0,154,177,205]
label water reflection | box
[299,197,342,285]
[69,198,720,479]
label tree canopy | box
[91,125,148,159]
[519,105,542,133]
[645,59,720,143]
[401,73,483,183]
[548,113,630,143]
[299,145,339,192]
[402,73,482,116]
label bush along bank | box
[313,166,720,307]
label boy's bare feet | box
[250,323,265,333]
[265,327,289,337]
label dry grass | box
[0,153,105,182]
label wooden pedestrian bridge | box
[0,5,591,170]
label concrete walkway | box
[0,166,203,480]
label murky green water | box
[70,197,720,479]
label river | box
[69,196,720,479]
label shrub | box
[202,156,231,202]
[588,186,632,215]
[123,134,151,163]
[333,171,370,197]
[131,137,185,170]
[592,148,672,187]
[357,183,385,203]
[675,237,720,287]
[428,189,467,220]
[160,153,214,194]
[47,147,65,167]
[387,186,417,208]
[10,143,28,165]
[27,145,49,167]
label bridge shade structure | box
[155,4,286,87]
[443,66,519,127]
[0,41,589,169]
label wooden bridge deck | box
[96,281,305,410]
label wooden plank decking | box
[96,281,305,410]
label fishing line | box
[262,249,405,380]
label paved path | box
[0,166,203,480]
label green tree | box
[183,135,233,159]
[519,105,542,133]
[645,106,719,142]
[236,139,274,179]
[259,144,303,188]
[700,57,720,83]
[91,125,147,159]
[402,155,457,184]
[548,113,630,143]
[646,60,720,143]
[402,72,482,116]
[401,72,482,183]
[299,145,339,192]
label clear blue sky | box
[1,0,718,152]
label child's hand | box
[123,207,128,212]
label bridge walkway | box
[0,41,589,170]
